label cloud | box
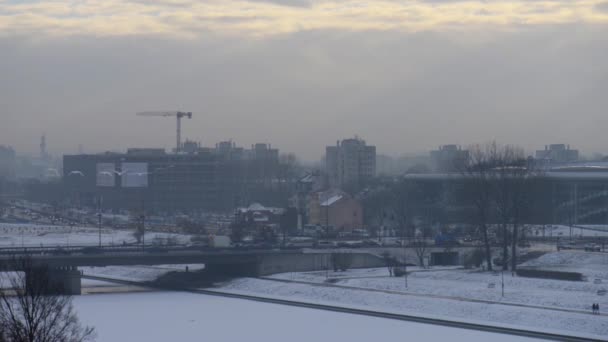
[0,0,607,38]
[245,0,312,8]
[2,25,608,159]
[596,1,608,13]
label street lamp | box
[140,213,146,250]
[501,269,505,298]
[97,212,102,247]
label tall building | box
[535,144,579,164]
[0,146,16,180]
[430,145,469,173]
[326,137,376,188]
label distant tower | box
[78,144,84,154]
[40,134,49,161]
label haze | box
[1,0,608,161]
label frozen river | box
[74,292,539,342]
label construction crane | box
[136,111,192,153]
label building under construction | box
[63,143,291,213]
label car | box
[316,240,335,248]
[584,244,601,252]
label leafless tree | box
[412,225,432,268]
[381,251,397,276]
[467,142,541,272]
[490,144,525,270]
[0,258,95,342]
[390,180,418,241]
[460,143,497,271]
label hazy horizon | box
[2,0,608,162]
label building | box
[404,164,608,225]
[63,142,288,213]
[235,203,285,228]
[326,137,376,188]
[0,145,16,180]
[289,171,325,229]
[63,149,218,212]
[308,190,363,232]
[430,145,469,173]
[535,144,579,164]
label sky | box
[1,0,608,161]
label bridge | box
[0,249,384,295]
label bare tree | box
[490,144,525,271]
[460,143,497,271]
[390,180,418,241]
[465,142,540,272]
[0,258,95,342]
[381,251,397,276]
[412,225,432,268]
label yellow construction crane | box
[136,111,192,153]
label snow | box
[82,264,205,282]
[0,222,191,247]
[209,252,608,339]
[537,224,608,237]
[216,277,605,339]
[74,292,539,342]
[321,195,343,206]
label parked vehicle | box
[585,244,601,252]
[316,240,336,248]
[285,237,315,248]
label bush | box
[393,268,407,277]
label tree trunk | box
[481,223,493,271]
[502,223,509,271]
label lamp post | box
[140,213,146,250]
[404,244,408,289]
[97,212,102,247]
[501,269,505,298]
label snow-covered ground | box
[74,292,539,342]
[266,253,608,313]
[82,264,205,282]
[538,224,608,237]
[211,251,608,339]
[216,277,606,339]
[0,222,191,247]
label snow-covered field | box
[539,225,608,237]
[211,251,608,339]
[266,253,608,313]
[216,277,606,339]
[0,222,191,247]
[74,292,539,342]
[82,264,205,282]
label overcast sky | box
[1,0,608,161]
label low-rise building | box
[308,190,363,232]
[535,144,579,164]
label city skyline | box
[2,0,608,161]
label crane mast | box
[136,111,192,153]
